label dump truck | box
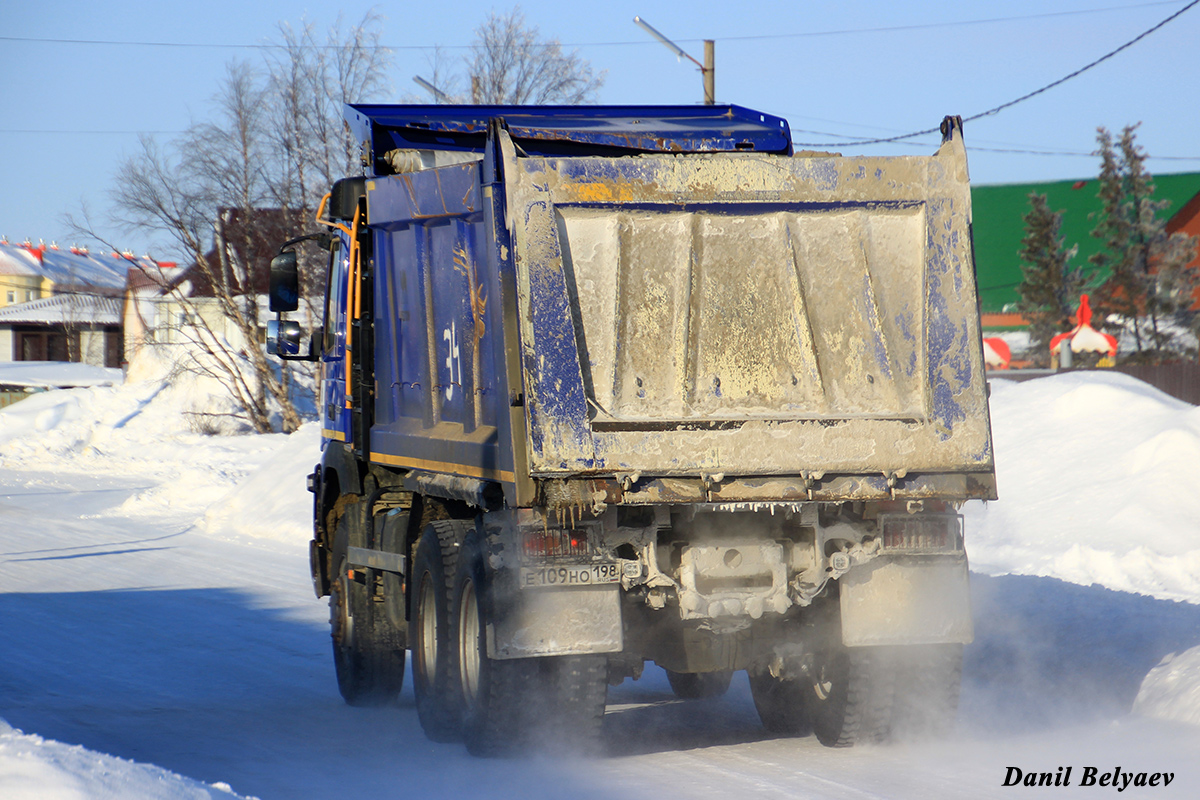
[267,104,995,756]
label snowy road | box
[3,465,1198,799]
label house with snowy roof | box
[3,205,313,368]
[120,206,317,368]
[0,239,154,367]
[0,293,124,366]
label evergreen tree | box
[1017,193,1083,367]
[1090,124,1200,360]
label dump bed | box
[352,106,994,505]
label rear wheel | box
[749,670,811,735]
[666,669,733,700]
[411,520,469,742]
[330,556,406,704]
[455,556,532,757]
[807,644,897,747]
[537,654,609,755]
[454,532,608,757]
[890,644,963,740]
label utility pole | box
[703,40,714,105]
[634,16,714,105]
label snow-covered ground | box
[1,364,1198,798]
[966,372,1200,604]
[0,361,122,389]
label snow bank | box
[0,721,251,800]
[965,371,1200,604]
[0,347,311,542]
[201,422,319,544]
[1134,646,1200,726]
[0,361,122,388]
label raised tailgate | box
[505,125,993,479]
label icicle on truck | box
[267,104,996,756]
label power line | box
[0,1,1180,51]
[4,3,1198,154]
[784,112,1200,158]
[791,135,1200,160]
[792,0,1199,147]
[967,146,1200,159]
[0,129,183,135]
[706,1,1182,43]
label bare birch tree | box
[111,110,300,434]
[264,11,391,205]
[467,7,604,104]
[103,12,391,434]
[262,12,390,346]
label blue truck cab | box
[268,104,995,755]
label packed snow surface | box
[2,365,1199,798]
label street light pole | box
[633,16,714,105]
[413,76,452,104]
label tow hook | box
[829,551,852,577]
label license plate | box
[520,563,621,588]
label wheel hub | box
[458,579,481,709]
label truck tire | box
[330,553,406,706]
[453,530,533,756]
[749,671,812,735]
[453,531,608,757]
[807,644,896,747]
[412,520,467,742]
[536,653,608,755]
[666,670,733,700]
[889,644,963,740]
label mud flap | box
[839,556,973,647]
[488,585,623,659]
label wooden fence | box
[0,387,43,410]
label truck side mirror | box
[267,318,303,357]
[269,251,300,313]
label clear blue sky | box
[2,0,1198,259]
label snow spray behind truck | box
[267,104,996,756]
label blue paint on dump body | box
[357,159,517,480]
[345,103,792,157]
[861,272,893,380]
[924,198,972,440]
[893,310,919,378]
[797,159,839,192]
[520,197,597,468]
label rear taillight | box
[523,528,590,558]
[877,514,962,553]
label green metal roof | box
[971,172,1200,313]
